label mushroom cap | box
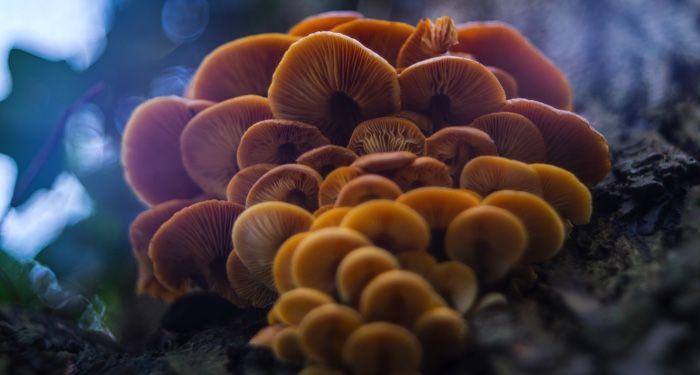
[149,200,244,302]
[288,11,363,36]
[245,164,322,212]
[275,287,334,326]
[530,163,592,224]
[394,110,433,135]
[225,164,274,205]
[296,145,358,177]
[331,19,415,66]
[272,232,310,293]
[501,99,611,185]
[188,33,299,101]
[395,251,438,279]
[413,306,468,368]
[225,250,276,308]
[482,190,565,263]
[399,55,506,129]
[343,322,422,375]
[237,119,330,168]
[310,206,352,231]
[250,324,284,347]
[299,303,364,364]
[129,198,198,301]
[122,97,210,205]
[471,292,508,315]
[347,116,426,155]
[233,201,313,289]
[445,205,528,284]
[359,270,439,327]
[340,200,430,254]
[291,227,372,293]
[396,16,458,68]
[454,21,572,110]
[351,151,417,176]
[268,32,400,145]
[335,174,403,207]
[487,66,518,99]
[336,246,399,306]
[180,95,274,198]
[318,166,365,206]
[425,126,498,185]
[392,156,453,191]
[272,326,306,364]
[459,156,543,197]
[469,112,546,163]
[428,261,478,314]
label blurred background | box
[1,0,699,349]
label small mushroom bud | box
[299,304,364,365]
[342,322,422,375]
[335,174,403,207]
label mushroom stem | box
[328,91,362,145]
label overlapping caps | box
[123,11,610,373]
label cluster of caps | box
[123,10,611,373]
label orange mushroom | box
[288,11,363,36]
[347,116,426,155]
[392,156,453,191]
[335,174,403,207]
[530,163,592,225]
[318,166,365,207]
[336,246,399,306]
[226,250,276,308]
[331,19,415,66]
[487,66,518,99]
[343,322,422,375]
[296,145,358,177]
[272,232,311,293]
[298,303,364,364]
[396,16,458,69]
[245,164,322,212]
[468,112,546,163]
[459,156,543,197]
[225,163,276,205]
[425,126,498,185]
[351,151,417,177]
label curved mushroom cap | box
[122,97,211,205]
[272,326,306,364]
[429,261,478,314]
[268,32,400,145]
[225,163,276,205]
[299,304,364,364]
[359,270,439,327]
[296,145,358,177]
[275,287,334,326]
[226,250,276,308]
[291,227,372,293]
[180,95,274,198]
[471,292,508,315]
[482,190,565,263]
[396,16,458,69]
[469,112,546,163]
[233,201,313,289]
[501,99,611,184]
[336,246,399,306]
[246,164,322,212]
[237,119,329,168]
[459,156,543,197]
[331,19,415,66]
[425,126,498,185]
[414,306,468,368]
[272,232,310,293]
[335,174,403,207]
[310,206,352,231]
[343,322,422,375]
[351,151,417,177]
[530,163,592,224]
[454,21,572,110]
[399,56,506,129]
[445,205,527,284]
[395,251,437,279]
[288,11,363,36]
[129,198,198,301]
[392,156,453,191]
[488,66,518,99]
[394,110,433,135]
[341,200,430,254]
[318,166,365,206]
[149,200,244,302]
[347,116,426,155]
[188,34,299,101]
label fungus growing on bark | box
[309,206,352,231]
[530,163,593,224]
[429,261,478,314]
[392,156,453,191]
[341,200,430,254]
[459,156,543,197]
[188,34,299,101]
[299,304,364,364]
[269,32,400,145]
[469,112,546,163]
[122,97,212,205]
[225,163,276,205]
[272,232,310,293]
[149,200,244,303]
[335,174,403,207]
[399,55,506,129]
[296,145,358,178]
[347,116,426,155]
[318,166,365,206]
[454,22,572,110]
[336,246,399,306]
[425,126,498,185]
[396,16,458,69]
[343,322,422,375]
[288,11,363,36]
[180,95,274,198]
[225,250,276,308]
[275,287,334,326]
[245,164,322,211]
[237,119,329,168]
[331,19,415,66]
[445,205,527,283]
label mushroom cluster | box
[122,11,610,373]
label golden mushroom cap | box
[425,126,498,185]
[392,156,453,192]
[469,112,546,163]
[342,322,422,375]
[318,166,365,206]
[445,205,527,284]
[335,174,403,207]
[272,326,306,364]
[269,31,400,145]
[482,190,566,264]
[225,250,276,308]
[298,303,364,364]
[275,287,334,326]
[347,116,426,155]
[530,163,593,225]
[180,95,274,198]
[459,155,543,197]
[296,145,358,178]
[245,164,323,212]
[188,33,299,101]
[341,200,430,254]
[310,206,352,231]
[429,261,479,314]
[288,11,363,36]
[331,18,415,66]
[396,16,458,68]
[413,306,468,369]
[336,246,400,306]
[273,232,311,293]
[225,163,276,205]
